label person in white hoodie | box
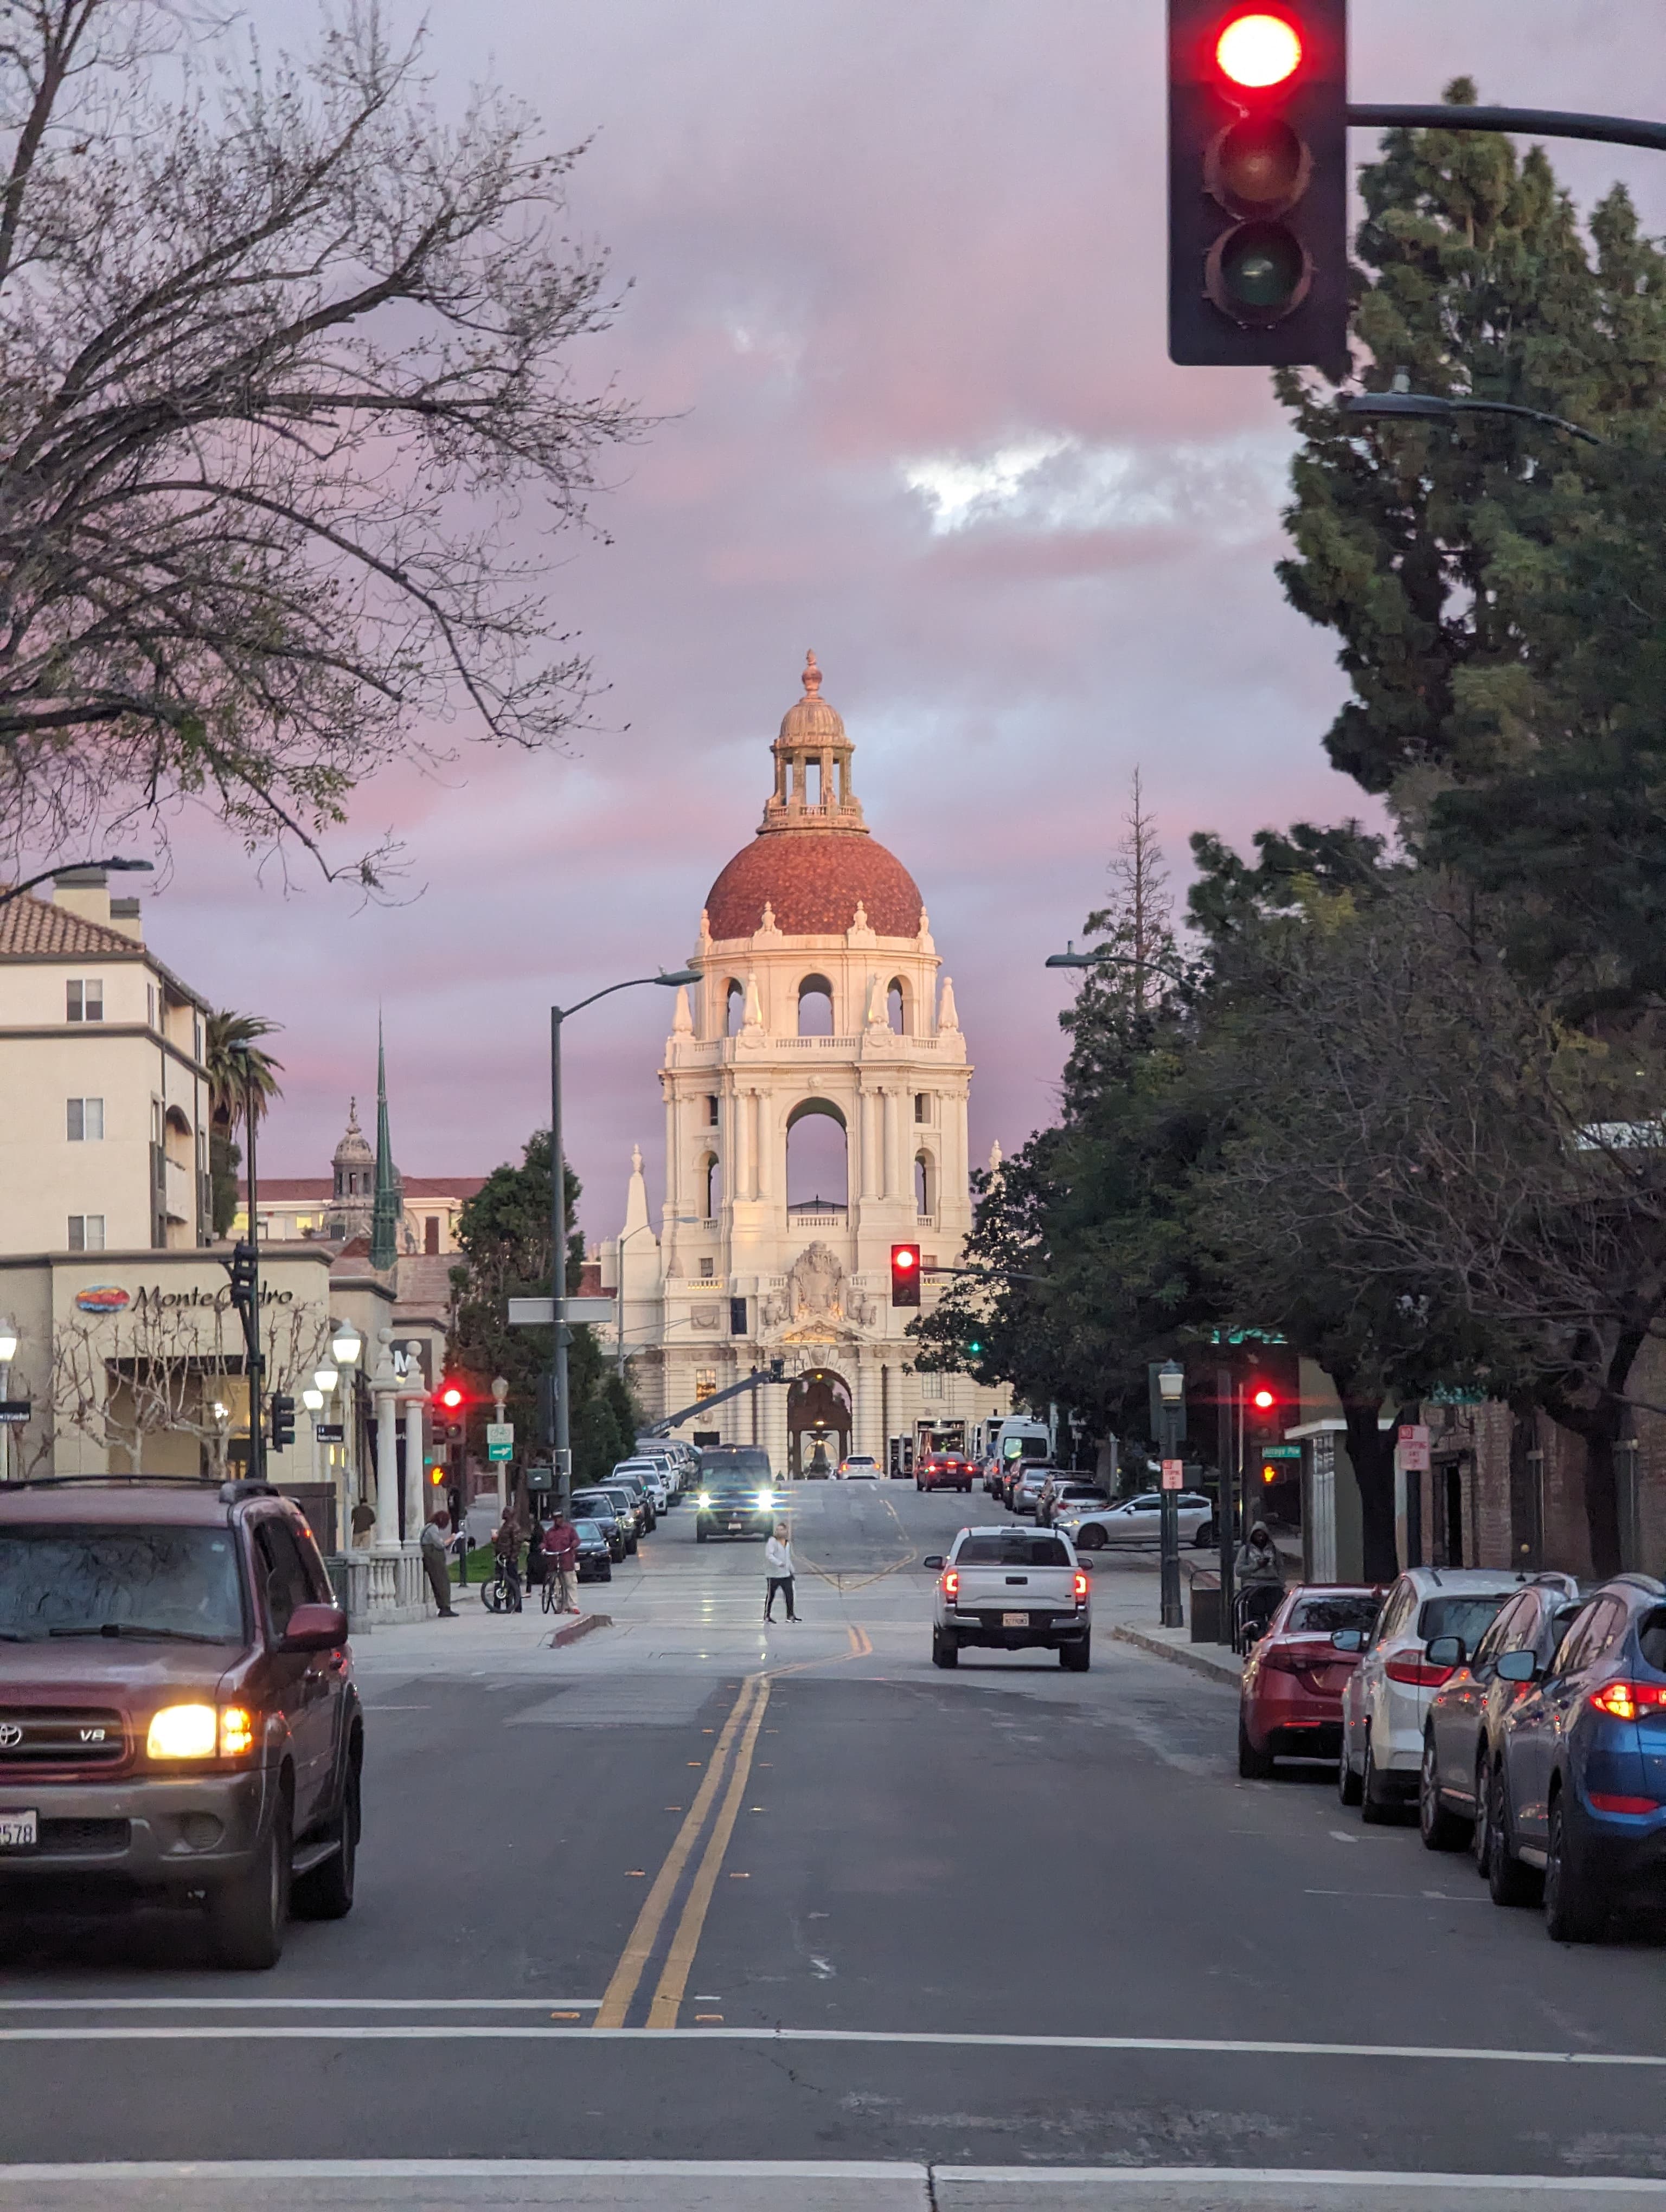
[763,1521,798,1623]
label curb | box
[1110,1622,1240,1686]
[547,1611,612,1649]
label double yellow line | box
[595,1671,771,2030]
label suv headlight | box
[697,1491,711,1508]
[147,1704,255,1760]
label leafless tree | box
[0,1,636,878]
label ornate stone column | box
[371,1330,400,1552]
[401,1376,428,1555]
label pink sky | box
[75,0,1666,1246]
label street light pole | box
[1157,1359,1186,1630]
[545,969,699,1512]
[0,855,152,913]
[236,1050,265,1483]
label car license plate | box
[0,1810,37,1849]
[1002,1611,1029,1628]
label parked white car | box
[1338,1567,1526,1821]
[1059,1491,1216,1552]
[612,1458,669,1512]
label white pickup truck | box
[922,1526,1091,1671]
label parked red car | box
[1238,1584,1383,1777]
[917,1453,975,1494]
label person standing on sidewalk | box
[764,1521,798,1623]
[492,1504,525,1612]
[542,1508,581,1615]
[420,1509,459,1618]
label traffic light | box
[890,1243,921,1308]
[224,1240,257,1315]
[1168,1,1348,371]
[965,1334,984,1358]
[268,1393,296,1451]
[1250,1386,1278,1414]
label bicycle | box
[540,1574,561,1615]
[480,1561,522,1613]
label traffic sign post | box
[1160,1459,1184,1491]
[486,1422,514,1464]
[1398,1424,1432,1473]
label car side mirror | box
[1495,1649,1539,1684]
[280,1602,348,1654]
[1330,1628,1365,1652]
[1424,1635,1465,1667]
[922,1554,944,1570]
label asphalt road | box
[3,1481,1665,2211]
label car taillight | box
[943,1570,959,1600]
[1588,1792,1662,1815]
[1590,1681,1666,1721]
[1257,1644,1304,1673]
[1073,1571,1088,1604]
[1384,1655,1454,1688]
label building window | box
[922,1369,944,1401]
[67,1214,106,1251]
[424,1214,440,1255]
[797,974,835,1036]
[151,1097,163,1145]
[701,1152,719,1220]
[194,1015,204,1062]
[914,1092,931,1124]
[66,979,103,1022]
[888,977,911,1035]
[724,980,744,1038]
[915,1150,936,1219]
[67,1097,105,1141]
[699,1257,715,1279]
[695,1368,717,1402]
[707,1094,720,1127]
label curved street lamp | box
[0,856,153,914]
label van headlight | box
[757,1489,773,1510]
[697,1491,711,1508]
[147,1704,255,1760]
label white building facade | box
[606,654,1009,1475]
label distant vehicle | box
[1058,1492,1216,1552]
[568,1494,629,1562]
[1008,1465,1065,1518]
[917,1453,974,1494]
[1237,1585,1382,1777]
[1486,1574,1666,1939]
[583,1485,643,1552]
[612,1461,669,1514]
[838,1456,880,1481]
[695,1448,780,1541]
[605,1471,657,1533]
[922,1526,1091,1671]
[572,1520,614,1584]
[993,1417,1052,1473]
[1419,1576,1585,1861]
[1038,1482,1108,1528]
[1338,1568,1530,1821]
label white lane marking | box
[0,2168,1660,2194]
[810,1956,836,1978]
[1328,1828,1360,1843]
[1304,1891,1486,1905]
[0,1998,600,2012]
[1,2025,1663,2066]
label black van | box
[695,1448,778,1541]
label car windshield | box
[1286,1592,1381,1635]
[0,1523,247,1643]
[956,1534,1072,1568]
[700,1449,772,1483]
[1418,1593,1510,1646]
[1060,1487,1107,1502]
[573,1521,604,1540]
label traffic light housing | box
[1168,2,1348,371]
[890,1243,921,1308]
[268,1392,296,1451]
[224,1240,257,1315]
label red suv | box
[917,1453,973,1494]
[0,1477,363,1969]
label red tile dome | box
[706,830,922,941]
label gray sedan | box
[1059,1490,1216,1552]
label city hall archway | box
[788,1365,852,1479]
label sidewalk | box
[1084,1555,1242,1686]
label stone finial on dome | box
[802,649,822,697]
[938,976,960,1032]
[672,985,693,1036]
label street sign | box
[1160,1459,1184,1490]
[1260,1444,1302,1460]
[507,1296,616,1326]
[314,1422,344,1443]
[486,1421,514,1463]
[0,1399,30,1426]
[1398,1424,1432,1472]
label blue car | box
[1486,1573,1666,1941]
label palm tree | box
[205,1012,284,1237]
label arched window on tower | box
[700,1152,720,1223]
[887,976,911,1035]
[797,974,835,1036]
[915,1150,937,1224]
[786,1099,848,1214]
[723,979,744,1039]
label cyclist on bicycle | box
[492,1506,525,1613]
[541,1509,581,1615]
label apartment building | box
[0,869,212,1253]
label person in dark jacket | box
[524,1512,546,1591]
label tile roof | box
[243,1175,486,1204]
[705,829,924,940]
[0,888,150,959]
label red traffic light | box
[1251,1386,1277,1411]
[1215,12,1302,89]
[890,1244,922,1309]
[438,1383,465,1411]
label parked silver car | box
[1058,1490,1216,1552]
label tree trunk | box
[1540,1328,1641,1580]
[1338,1388,1399,1583]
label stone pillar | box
[756,1094,773,1203]
[664,1092,680,1208]
[371,1331,400,1551]
[736,1086,754,1201]
[882,1088,900,1200]
[762,1360,790,1483]
[402,1386,428,1553]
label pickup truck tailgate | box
[956,1565,1076,1622]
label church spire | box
[369,1015,402,1269]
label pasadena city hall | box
[603,653,1011,1476]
